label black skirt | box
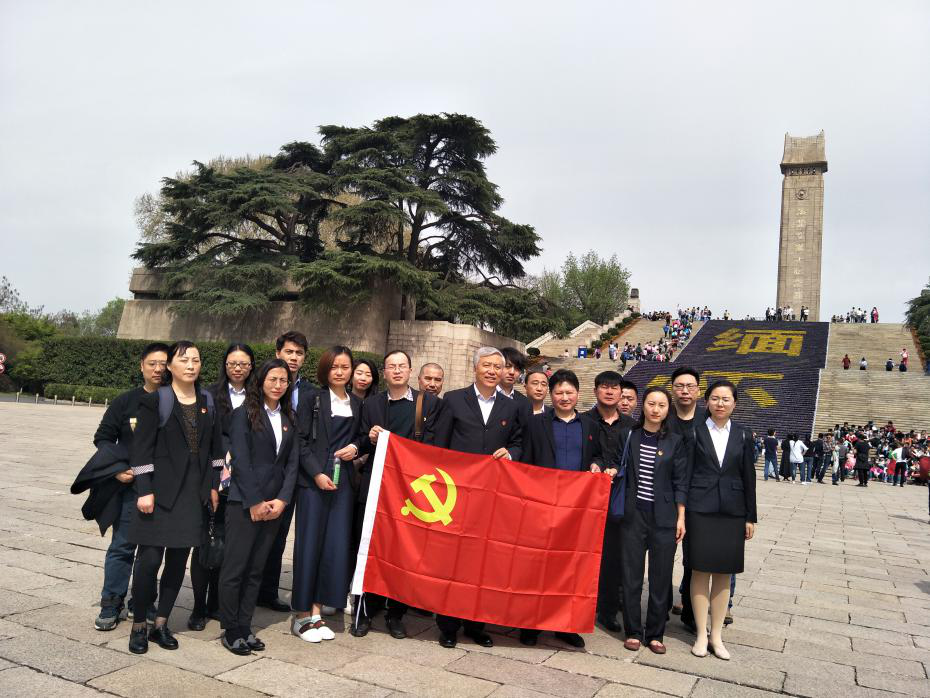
[683,511,745,574]
[128,453,206,549]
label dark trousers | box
[679,566,694,623]
[190,497,225,615]
[218,502,282,631]
[131,545,190,622]
[258,498,295,603]
[101,488,137,602]
[436,615,485,638]
[894,463,908,487]
[620,504,676,642]
[358,594,408,621]
[857,469,869,486]
[813,458,825,482]
[597,519,623,619]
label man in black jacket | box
[350,350,442,640]
[432,347,523,649]
[89,342,168,631]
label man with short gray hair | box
[418,363,445,396]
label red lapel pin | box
[501,419,508,427]
[201,407,207,414]
[283,425,288,432]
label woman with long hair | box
[686,380,757,660]
[188,343,256,631]
[127,340,225,654]
[619,387,689,654]
[351,358,379,401]
[218,359,299,655]
[291,346,362,643]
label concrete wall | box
[387,320,526,392]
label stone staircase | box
[532,310,634,358]
[824,323,920,371]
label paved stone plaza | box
[1,402,928,697]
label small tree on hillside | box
[561,252,631,325]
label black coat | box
[521,411,603,470]
[227,406,299,509]
[621,428,690,528]
[687,421,757,523]
[584,406,635,468]
[130,389,225,507]
[93,386,146,449]
[434,385,523,459]
[297,387,362,487]
[71,441,131,535]
[352,389,441,502]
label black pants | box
[219,503,282,631]
[358,594,407,621]
[679,566,693,623]
[436,615,484,638]
[620,505,676,642]
[258,498,295,603]
[191,498,225,616]
[894,463,908,487]
[857,469,869,486]
[597,519,623,619]
[813,458,825,482]
[131,545,190,622]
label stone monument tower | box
[776,131,827,321]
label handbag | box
[198,509,225,570]
[607,435,632,522]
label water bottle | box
[332,456,341,487]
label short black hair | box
[594,370,622,388]
[670,366,700,384]
[382,349,412,368]
[275,330,308,352]
[141,342,170,362]
[768,428,775,436]
[500,346,526,371]
[619,379,638,394]
[704,379,737,403]
[548,369,579,392]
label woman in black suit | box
[291,346,362,643]
[127,340,225,654]
[686,380,756,660]
[218,359,299,655]
[618,387,689,654]
[189,343,255,631]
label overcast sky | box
[2,1,928,323]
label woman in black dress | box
[686,380,756,660]
[189,343,255,631]
[218,358,299,655]
[127,340,225,654]
[291,346,361,643]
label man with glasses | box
[349,350,442,640]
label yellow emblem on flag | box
[401,467,457,526]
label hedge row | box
[44,383,125,403]
[35,336,382,390]
[590,312,641,349]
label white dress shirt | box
[706,417,731,466]
[229,383,247,409]
[265,402,283,455]
[474,384,496,425]
[389,387,414,402]
[330,389,353,417]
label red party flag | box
[351,431,610,633]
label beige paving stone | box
[849,613,930,638]
[0,628,137,682]
[104,632,260,676]
[738,596,849,623]
[542,651,698,696]
[250,629,365,671]
[0,589,56,616]
[447,652,604,697]
[783,639,926,677]
[345,630,471,667]
[333,653,497,696]
[90,660,267,697]
[789,615,911,646]
[0,565,64,591]
[691,677,785,697]
[9,603,130,645]
[593,684,671,697]
[0,665,104,697]
[487,686,553,698]
[855,669,930,698]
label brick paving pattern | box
[1,402,928,696]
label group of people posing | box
[77,332,757,662]
[831,307,880,323]
[764,305,810,322]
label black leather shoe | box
[555,632,585,648]
[350,617,371,637]
[128,626,148,654]
[465,631,493,647]
[439,632,457,648]
[681,616,697,634]
[222,634,252,656]
[386,616,407,640]
[149,624,179,650]
[596,614,623,633]
[187,614,206,631]
[245,634,265,651]
[257,597,291,613]
[518,630,538,646]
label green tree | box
[94,298,126,337]
[561,252,631,325]
[905,277,930,359]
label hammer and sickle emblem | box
[400,467,457,526]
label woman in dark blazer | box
[189,343,255,631]
[127,340,225,655]
[686,379,757,661]
[619,387,689,654]
[291,346,362,643]
[218,358,298,655]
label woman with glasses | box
[127,341,225,654]
[686,380,756,661]
[188,343,255,631]
[217,359,299,655]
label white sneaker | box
[318,622,336,641]
[293,617,322,643]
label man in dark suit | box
[811,433,826,482]
[258,330,313,612]
[519,369,603,648]
[432,347,523,649]
[584,372,636,633]
[498,347,532,429]
[350,350,443,640]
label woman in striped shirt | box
[619,387,690,654]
